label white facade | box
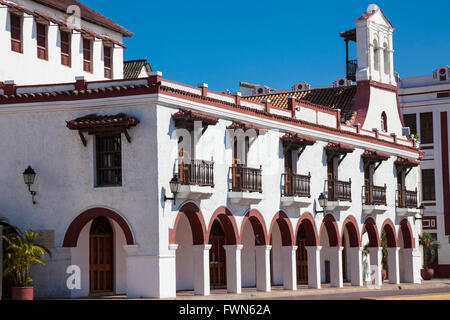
[0,3,424,299]
[0,0,127,85]
[399,65,450,275]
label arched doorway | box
[341,216,362,286]
[319,214,342,287]
[398,219,417,283]
[296,224,308,283]
[209,220,227,288]
[89,217,114,294]
[381,219,398,284]
[63,208,133,298]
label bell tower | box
[355,4,396,86]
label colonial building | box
[399,66,450,277]
[0,1,423,299]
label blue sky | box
[83,0,450,92]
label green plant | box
[420,232,440,269]
[381,232,388,271]
[3,230,51,287]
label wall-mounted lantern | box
[23,166,37,205]
[164,174,181,204]
[316,193,328,214]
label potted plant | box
[420,232,440,280]
[3,230,51,300]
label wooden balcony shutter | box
[36,23,47,60]
[10,13,22,53]
[60,30,71,67]
[104,46,112,79]
[83,38,92,73]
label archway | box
[269,212,295,287]
[319,214,342,287]
[361,218,380,282]
[341,216,362,286]
[63,208,131,297]
[207,207,239,289]
[240,210,270,291]
[295,213,319,285]
[170,203,208,294]
[380,219,398,285]
[398,219,417,283]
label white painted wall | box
[0,0,125,85]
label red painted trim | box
[398,219,415,249]
[441,112,450,235]
[295,212,319,247]
[381,219,398,247]
[63,207,134,247]
[268,211,295,246]
[319,214,341,247]
[207,207,239,245]
[353,81,371,128]
[361,217,380,247]
[341,215,361,247]
[169,202,207,245]
[420,146,434,150]
[399,89,450,97]
[240,209,269,246]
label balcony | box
[281,173,313,208]
[228,165,263,205]
[396,188,420,217]
[346,59,357,82]
[176,159,214,200]
[326,178,352,212]
[362,183,388,216]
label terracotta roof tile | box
[281,132,316,147]
[325,142,355,154]
[362,149,390,162]
[67,113,139,130]
[124,60,152,79]
[244,86,357,122]
[172,109,219,126]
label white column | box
[306,246,322,289]
[349,247,363,287]
[124,244,178,299]
[369,247,383,287]
[402,248,422,284]
[193,245,212,296]
[255,245,272,292]
[224,245,243,294]
[282,246,297,291]
[329,247,344,288]
[387,247,400,284]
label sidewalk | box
[167,279,450,300]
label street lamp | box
[164,174,181,204]
[316,193,327,214]
[415,204,426,221]
[23,166,37,205]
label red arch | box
[399,219,415,249]
[240,209,269,246]
[169,202,207,245]
[319,214,341,247]
[269,211,295,246]
[381,219,398,247]
[341,215,361,247]
[361,217,380,247]
[295,212,319,246]
[63,207,134,247]
[207,207,239,245]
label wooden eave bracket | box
[76,127,133,147]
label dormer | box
[292,81,310,91]
[355,4,396,86]
[433,66,450,82]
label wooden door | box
[327,158,335,201]
[90,217,113,294]
[296,238,308,283]
[209,221,226,288]
[364,164,371,205]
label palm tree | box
[3,230,51,287]
[420,232,440,269]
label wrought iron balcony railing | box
[230,165,262,193]
[282,173,311,198]
[327,178,352,202]
[364,181,387,206]
[178,159,214,187]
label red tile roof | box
[395,157,420,168]
[32,0,133,36]
[244,86,357,122]
[67,113,139,130]
[362,149,390,162]
[226,121,267,132]
[281,132,316,147]
[325,142,356,154]
[172,109,219,126]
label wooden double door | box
[89,217,114,294]
[296,237,308,283]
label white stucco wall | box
[0,0,125,85]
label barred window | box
[96,135,122,187]
[36,22,47,60]
[60,30,71,67]
[420,112,434,144]
[10,13,22,53]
